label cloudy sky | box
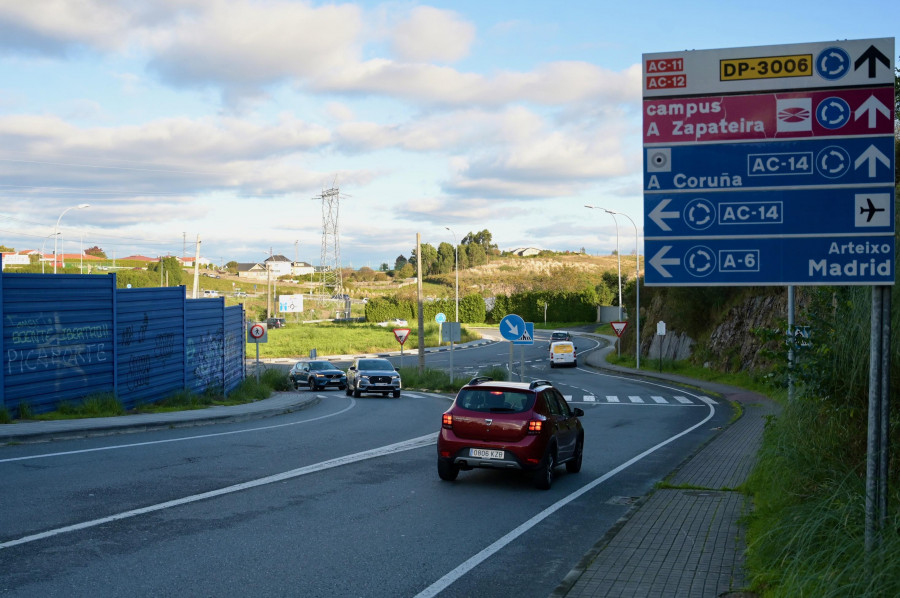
[0,0,894,268]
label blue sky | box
[0,0,894,268]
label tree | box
[84,245,107,258]
[436,242,455,275]
[398,262,415,279]
[0,245,14,252]
[147,256,185,287]
[394,255,408,271]
[380,263,389,272]
[409,243,438,275]
[226,261,238,273]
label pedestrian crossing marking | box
[563,394,713,406]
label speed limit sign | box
[247,322,268,343]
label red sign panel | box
[644,86,894,144]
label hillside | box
[435,252,637,296]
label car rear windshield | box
[455,389,534,413]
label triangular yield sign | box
[393,328,411,345]
[611,321,628,337]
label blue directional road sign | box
[646,235,895,285]
[512,322,535,346]
[645,137,894,192]
[499,314,526,341]
[435,312,446,323]
[645,188,895,237]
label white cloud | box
[390,6,475,63]
[147,0,363,90]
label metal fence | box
[1,271,245,416]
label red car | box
[437,377,585,489]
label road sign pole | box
[509,343,513,380]
[450,340,454,384]
[520,344,524,381]
[255,341,260,383]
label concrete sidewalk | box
[551,335,774,597]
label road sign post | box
[247,322,268,382]
[393,328,411,367]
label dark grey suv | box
[346,358,401,398]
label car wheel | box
[566,437,584,474]
[393,390,401,398]
[573,360,577,367]
[353,387,361,398]
[308,379,316,392]
[438,459,460,481]
[533,447,555,490]
[550,362,555,369]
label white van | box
[549,341,577,368]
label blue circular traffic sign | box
[816,97,850,130]
[435,312,446,323]
[815,46,850,80]
[499,314,526,341]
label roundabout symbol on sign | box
[816,97,850,130]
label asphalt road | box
[0,331,731,597]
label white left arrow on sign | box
[649,198,679,231]
[650,246,679,278]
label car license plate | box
[470,448,504,459]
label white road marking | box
[414,389,717,598]
[0,400,359,464]
[674,396,693,404]
[606,395,619,402]
[628,396,644,403]
[0,432,437,550]
[651,396,667,404]
[584,396,596,402]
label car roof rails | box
[467,376,493,386]
[529,379,552,390]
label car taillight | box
[527,420,542,434]
[442,413,453,429]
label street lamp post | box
[54,203,89,274]
[606,212,623,356]
[40,232,59,274]
[445,227,459,323]
[586,205,642,370]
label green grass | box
[247,321,481,359]
[743,400,900,597]
[397,364,508,393]
[604,352,781,396]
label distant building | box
[292,261,315,276]
[508,247,542,257]
[264,255,293,277]
[236,263,268,280]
